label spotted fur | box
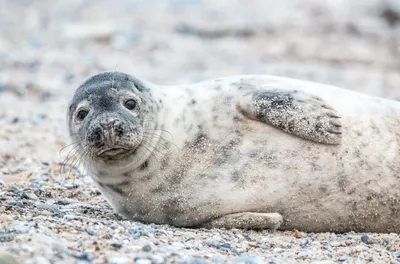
[67,71,400,233]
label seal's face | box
[68,72,152,165]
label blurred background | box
[1,0,400,162]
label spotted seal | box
[67,71,400,233]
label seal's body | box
[68,72,400,233]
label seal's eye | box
[76,110,89,121]
[124,99,137,110]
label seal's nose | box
[99,117,124,138]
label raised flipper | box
[238,88,342,145]
[202,212,283,231]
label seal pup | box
[67,71,400,233]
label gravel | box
[1,0,400,263]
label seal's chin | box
[97,147,135,160]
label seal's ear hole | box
[76,109,89,121]
[124,99,137,110]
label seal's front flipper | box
[202,212,283,230]
[238,89,342,145]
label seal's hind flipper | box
[202,212,282,231]
[238,89,342,145]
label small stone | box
[300,239,308,247]
[141,244,152,252]
[21,192,38,200]
[323,250,332,258]
[295,231,305,239]
[338,256,351,262]
[85,228,98,236]
[330,241,341,247]
[361,233,369,244]
[69,252,91,261]
[273,247,284,253]
[56,199,70,205]
[311,261,335,264]
[220,242,231,249]
[34,188,52,198]
[135,259,152,264]
[111,242,122,249]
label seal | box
[67,71,400,233]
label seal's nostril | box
[94,131,101,141]
[115,125,124,137]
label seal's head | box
[67,71,155,166]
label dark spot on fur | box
[160,156,170,170]
[214,85,221,91]
[151,185,167,193]
[337,172,348,192]
[223,96,233,105]
[231,170,240,182]
[140,174,154,181]
[249,150,258,158]
[190,99,196,105]
[140,160,149,170]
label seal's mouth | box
[97,147,134,159]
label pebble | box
[84,228,98,236]
[141,244,152,252]
[338,256,351,262]
[56,199,70,205]
[295,231,305,239]
[20,192,38,200]
[111,242,123,249]
[361,233,369,244]
[330,241,341,247]
[273,248,284,253]
[135,259,152,264]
